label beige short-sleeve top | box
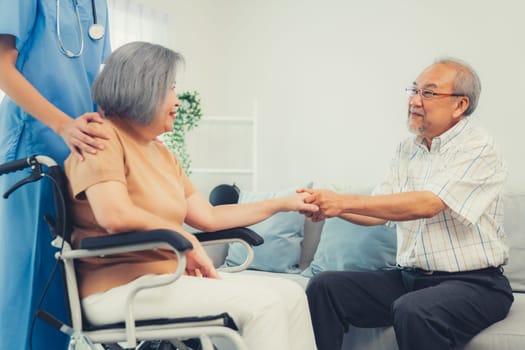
[65,117,196,298]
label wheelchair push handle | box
[0,155,59,175]
[0,157,34,175]
[0,155,59,198]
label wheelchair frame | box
[0,155,263,350]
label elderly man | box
[302,58,513,350]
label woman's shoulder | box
[91,118,119,133]
[79,119,129,159]
[89,118,121,143]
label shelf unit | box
[187,101,258,193]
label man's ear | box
[452,96,469,118]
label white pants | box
[82,272,317,350]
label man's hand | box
[59,112,110,160]
[298,188,345,221]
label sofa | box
[204,184,525,350]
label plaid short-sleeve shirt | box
[373,119,509,272]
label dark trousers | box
[306,268,514,350]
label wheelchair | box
[0,155,263,350]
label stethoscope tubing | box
[91,0,98,24]
[56,0,104,58]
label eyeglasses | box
[405,87,464,99]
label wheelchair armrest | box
[70,229,193,348]
[79,228,193,253]
[194,227,264,273]
[193,227,263,246]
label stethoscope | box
[56,0,105,58]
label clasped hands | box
[296,188,343,222]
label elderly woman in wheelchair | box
[58,41,318,350]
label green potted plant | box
[163,90,202,175]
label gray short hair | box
[92,41,183,125]
[433,57,481,116]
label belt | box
[397,264,503,276]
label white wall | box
[166,0,525,192]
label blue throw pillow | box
[302,217,397,277]
[224,183,313,273]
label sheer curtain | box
[0,0,168,102]
[108,0,169,49]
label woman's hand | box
[58,112,110,160]
[281,191,319,213]
[185,239,219,279]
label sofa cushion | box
[302,217,397,277]
[503,191,525,292]
[342,293,525,350]
[299,219,325,271]
[464,293,525,349]
[223,183,312,273]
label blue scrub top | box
[0,1,111,349]
[0,0,111,164]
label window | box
[108,0,169,49]
[0,1,168,104]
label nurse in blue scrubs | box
[0,1,111,348]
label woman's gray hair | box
[92,41,183,125]
[434,57,481,116]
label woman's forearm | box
[186,196,287,232]
[184,191,318,232]
[211,197,288,229]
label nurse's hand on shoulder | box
[60,112,110,160]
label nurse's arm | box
[0,34,109,160]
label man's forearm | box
[340,191,446,221]
[338,213,387,226]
